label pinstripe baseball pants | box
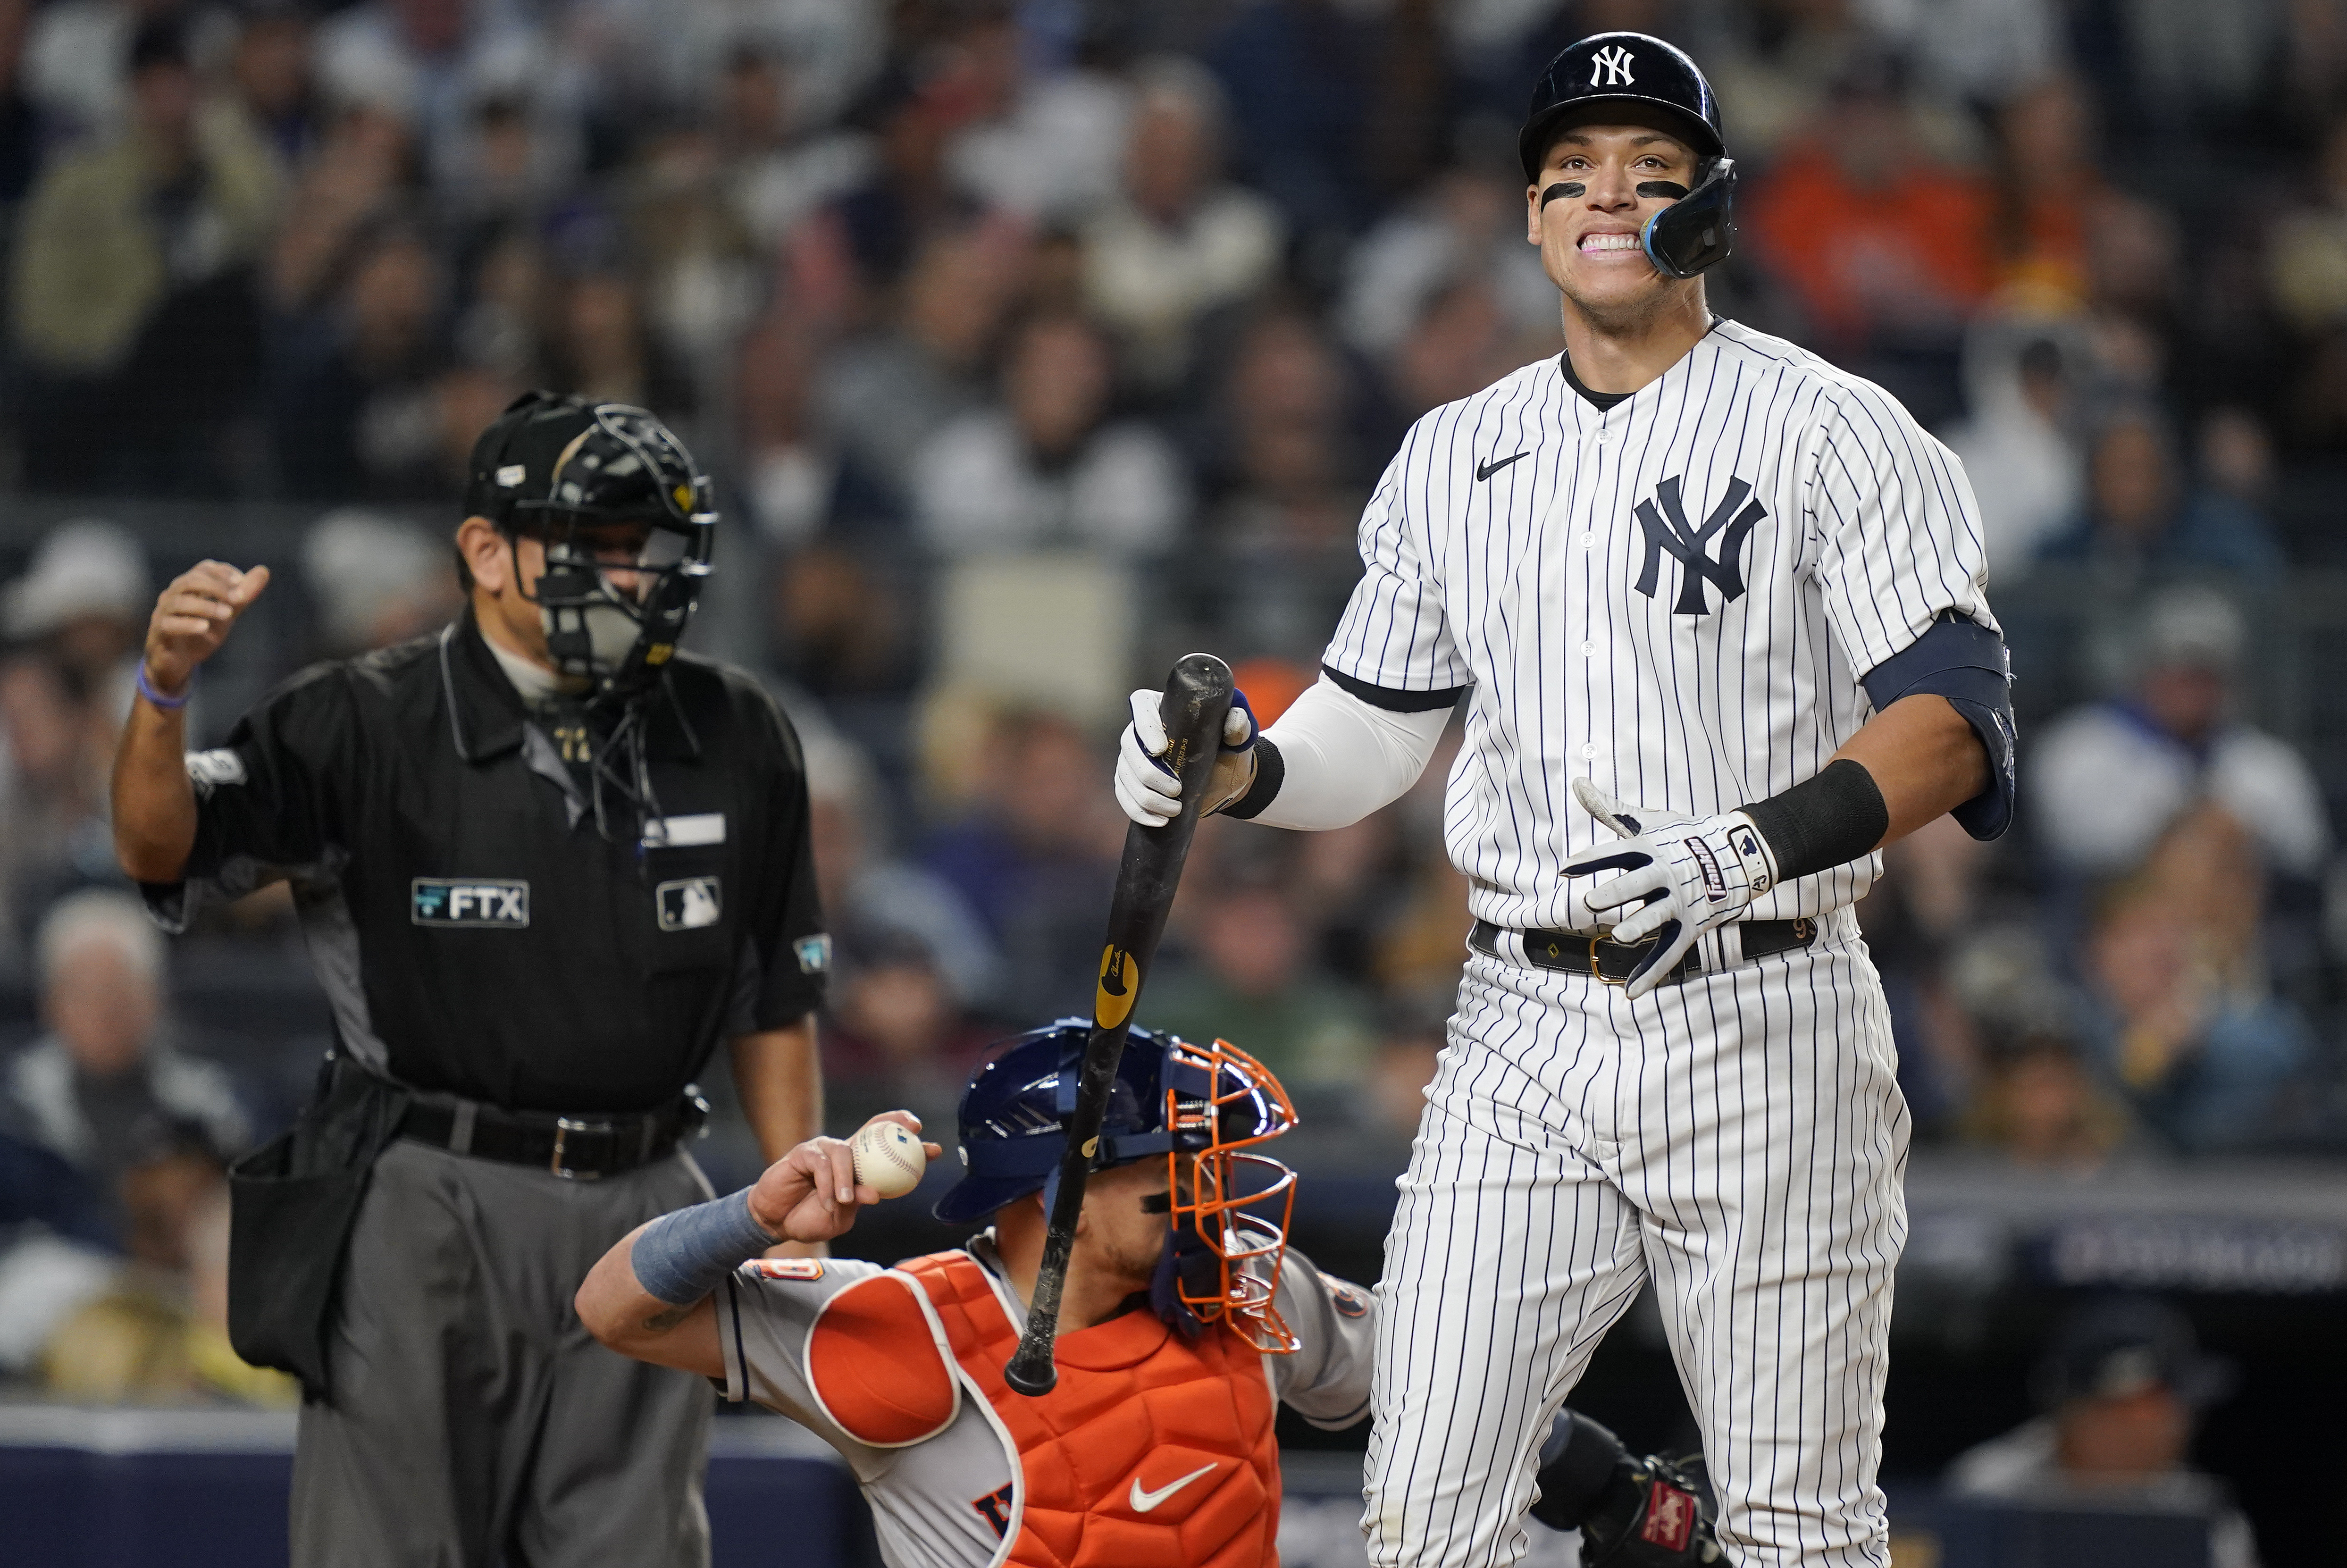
[1363,909,1908,1568]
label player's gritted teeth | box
[1578,232,1644,255]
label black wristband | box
[1221,738,1285,820]
[1739,759,1888,882]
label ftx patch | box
[412,879,529,927]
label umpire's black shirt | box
[146,610,827,1113]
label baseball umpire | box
[579,1019,1722,1568]
[111,394,830,1565]
[1115,32,2016,1568]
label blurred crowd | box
[0,0,2339,1440]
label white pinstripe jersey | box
[1324,317,1994,931]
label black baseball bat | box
[1002,653,1234,1396]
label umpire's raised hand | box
[113,559,271,884]
[143,559,271,697]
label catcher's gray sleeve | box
[1268,1248,1375,1430]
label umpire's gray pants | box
[290,1138,716,1568]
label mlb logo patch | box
[412,879,529,927]
[657,877,722,931]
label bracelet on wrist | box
[135,662,193,711]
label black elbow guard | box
[1860,612,2016,841]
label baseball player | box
[578,1020,1725,1568]
[1114,31,2016,1568]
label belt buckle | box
[1589,935,1631,986]
[550,1116,611,1181]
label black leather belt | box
[397,1093,704,1181]
[1469,916,1818,988]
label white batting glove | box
[1559,778,1780,998]
[1113,686,1258,825]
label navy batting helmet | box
[936,1019,1302,1350]
[1519,32,1735,280]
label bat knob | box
[1004,1354,1058,1397]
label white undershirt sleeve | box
[1248,677,1451,832]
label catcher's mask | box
[464,393,715,701]
[936,1020,1301,1353]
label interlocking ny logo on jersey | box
[1590,46,1635,86]
[1632,475,1767,614]
[412,879,529,927]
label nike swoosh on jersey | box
[1475,451,1529,481]
[1129,1461,1219,1513]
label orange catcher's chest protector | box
[806,1249,1282,1568]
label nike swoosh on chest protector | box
[1129,1461,1219,1512]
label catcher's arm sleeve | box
[1266,1249,1375,1430]
[1239,677,1450,832]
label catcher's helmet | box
[936,1019,1301,1351]
[1519,32,1735,280]
[463,393,715,700]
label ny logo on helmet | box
[1631,475,1767,614]
[1589,46,1635,86]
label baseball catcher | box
[579,1020,1718,1566]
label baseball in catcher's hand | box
[850,1117,930,1199]
[1115,684,1258,825]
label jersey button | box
[1581,641,1596,655]
[1581,532,1595,547]
[1579,743,1598,759]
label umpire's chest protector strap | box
[1861,612,2017,841]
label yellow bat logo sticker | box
[1095,945,1138,1027]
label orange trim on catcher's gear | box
[1165,1036,1300,1353]
[898,1249,1282,1568]
[805,1273,960,1447]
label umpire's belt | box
[397,1092,703,1180]
[1469,917,1817,988]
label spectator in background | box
[1148,867,1376,1091]
[945,10,1131,224]
[229,0,319,176]
[1,519,150,720]
[918,706,1122,1019]
[716,41,876,249]
[313,0,568,194]
[1743,54,1994,380]
[38,1122,294,1407]
[1958,1032,2138,1172]
[2033,410,2285,583]
[818,932,994,1137]
[1205,0,1375,245]
[1338,164,1556,370]
[1947,1297,2259,1568]
[912,310,1188,558]
[2032,588,2329,882]
[270,223,450,500]
[299,510,460,658]
[1987,75,2106,303]
[3,891,249,1217]
[1081,57,1282,395]
[804,731,1002,1016]
[818,221,1029,521]
[0,656,113,957]
[0,0,42,218]
[542,269,693,415]
[1943,324,2085,578]
[11,17,282,491]
[2075,847,2309,1154]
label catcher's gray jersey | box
[714,1234,1375,1568]
[1324,316,1994,930]
[1336,319,1994,1568]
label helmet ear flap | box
[1640,157,1736,279]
